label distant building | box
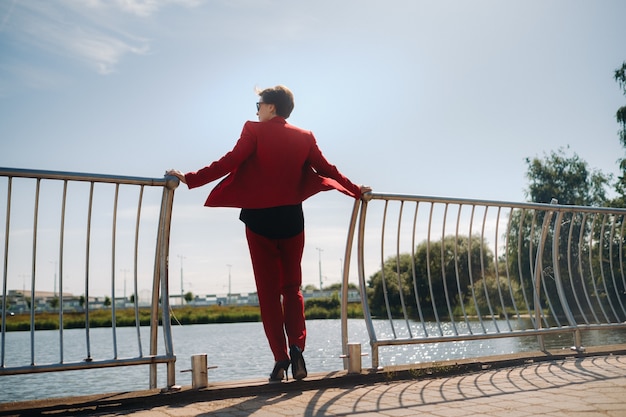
[2,289,98,313]
[171,288,360,307]
[3,287,362,312]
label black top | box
[240,204,304,239]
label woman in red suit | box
[167,85,370,382]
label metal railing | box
[341,193,626,369]
[0,167,178,389]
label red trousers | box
[245,227,306,361]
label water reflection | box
[372,318,626,367]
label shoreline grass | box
[2,300,364,332]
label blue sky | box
[1,0,625,297]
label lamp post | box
[226,264,232,305]
[49,260,57,297]
[178,255,186,306]
[19,274,29,293]
[120,269,129,303]
[316,247,323,291]
[340,258,343,282]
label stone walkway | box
[1,352,625,416]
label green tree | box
[184,291,194,304]
[613,61,626,204]
[326,282,359,291]
[470,274,522,318]
[525,147,610,206]
[508,149,612,317]
[367,253,414,318]
[414,235,493,318]
[104,296,111,308]
[366,235,493,320]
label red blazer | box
[185,117,362,209]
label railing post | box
[347,343,362,374]
[150,175,179,389]
[1,177,12,369]
[356,195,378,369]
[552,210,577,328]
[533,198,558,351]
[191,354,209,389]
[371,343,379,370]
[341,198,362,370]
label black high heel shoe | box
[269,360,290,382]
[290,345,307,381]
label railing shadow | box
[206,354,626,417]
[2,352,624,416]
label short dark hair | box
[257,85,295,119]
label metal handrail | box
[0,167,178,389]
[341,192,626,369]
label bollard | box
[347,343,362,374]
[191,354,208,389]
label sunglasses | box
[256,101,270,111]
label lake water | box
[1,319,625,403]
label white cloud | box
[65,27,150,74]
[11,9,150,75]
[0,0,201,83]
[111,0,204,17]
[75,0,205,18]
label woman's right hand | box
[166,169,187,184]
